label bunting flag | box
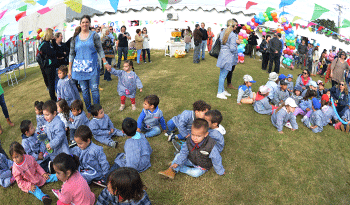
[109,0,120,12]
[295,23,299,30]
[279,0,296,8]
[225,0,235,6]
[308,27,312,32]
[28,30,33,35]
[63,23,67,27]
[307,22,316,27]
[37,0,49,6]
[326,30,332,35]
[0,10,8,20]
[17,5,28,12]
[158,0,168,12]
[246,1,257,10]
[23,0,36,5]
[279,11,289,17]
[311,4,330,21]
[15,11,26,21]
[19,33,23,40]
[64,0,82,13]
[317,26,324,31]
[265,7,275,13]
[292,16,302,23]
[10,35,14,41]
[37,7,52,15]
[339,19,350,28]
[12,41,16,46]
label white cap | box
[268,72,279,81]
[309,81,318,88]
[259,85,271,94]
[243,74,256,83]
[285,97,298,108]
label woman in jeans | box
[184,26,192,52]
[135,29,144,65]
[216,19,239,99]
[68,15,111,116]
[141,27,151,63]
[101,27,114,81]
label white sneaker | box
[216,93,227,99]
[223,90,231,97]
[301,116,308,123]
[284,122,292,129]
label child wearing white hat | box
[253,85,278,115]
[237,75,256,105]
[265,72,279,102]
[271,97,298,134]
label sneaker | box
[132,104,137,110]
[51,189,59,198]
[167,133,175,142]
[93,180,107,188]
[144,61,147,63]
[70,140,77,147]
[284,122,292,129]
[42,196,52,205]
[119,104,125,111]
[216,92,227,100]
[110,141,118,149]
[172,139,182,152]
[223,90,231,97]
[301,116,308,123]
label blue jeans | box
[0,141,8,159]
[166,120,185,139]
[29,174,58,201]
[104,58,112,81]
[193,45,200,63]
[218,68,229,94]
[79,74,100,113]
[0,94,9,119]
[198,40,207,59]
[137,49,142,64]
[141,126,161,138]
[117,47,128,68]
[142,49,151,62]
[172,153,207,177]
[185,43,190,52]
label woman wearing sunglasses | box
[330,81,349,117]
[330,51,350,87]
[294,69,312,91]
[141,27,151,63]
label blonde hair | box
[222,19,237,45]
[101,27,109,40]
[42,28,53,41]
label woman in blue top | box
[216,19,239,100]
[68,15,111,116]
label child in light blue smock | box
[254,85,278,115]
[286,74,294,94]
[34,101,46,135]
[294,89,317,119]
[69,100,90,144]
[0,153,14,188]
[321,94,338,126]
[56,65,81,106]
[204,110,226,153]
[88,104,123,148]
[272,80,290,106]
[271,98,298,134]
[303,98,325,133]
[266,72,279,102]
[237,74,256,105]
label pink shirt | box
[12,155,46,193]
[58,171,95,205]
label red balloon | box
[242,26,246,30]
[284,26,288,31]
[251,18,255,23]
[274,18,278,23]
[254,22,259,26]
[256,46,260,50]
[288,24,292,28]
[283,50,287,54]
[36,35,41,40]
[246,30,251,34]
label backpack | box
[36,42,47,68]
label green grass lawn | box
[0,50,350,204]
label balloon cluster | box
[252,12,278,26]
[237,32,248,63]
[327,52,336,62]
[258,27,270,36]
[36,28,44,40]
[282,47,294,67]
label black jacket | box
[53,41,69,66]
[298,44,308,55]
[259,39,268,54]
[40,40,58,69]
[248,34,259,45]
[268,37,282,54]
[200,28,208,40]
[193,29,203,45]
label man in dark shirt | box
[199,22,208,60]
[297,40,307,70]
[306,43,314,72]
[268,33,282,73]
[248,32,259,58]
[116,26,131,69]
[193,24,203,64]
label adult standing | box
[96,26,101,37]
[54,32,69,67]
[260,35,271,70]
[319,50,328,77]
[306,43,314,72]
[135,29,144,65]
[216,19,239,99]
[184,26,192,53]
[38,28,58,101]
[101,27,114,81]
[207,27,215,52]
[141,27,151,63]
[248,31,259,59]
[116,26,131,69]
[330,51,350,87]
[193,24,202,64]
[68,15,111,116]
[0,83,15,134]
[311,46,319,76]
[268,33,282,73]
[108,26,117,42]
[297,40,307,69]
[199,22,208,60]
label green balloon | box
[286,42,291,46]
[243,39,248,44]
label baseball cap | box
[309,81,318,88]
[243,74,256,83]
[287,74,293,79]
[312,98,321,109]
[285,97,297,108]
[279,74,286,80]
[259,85,271,94]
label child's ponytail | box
[274,102,286,114]
[53,153,80,175]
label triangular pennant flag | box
[63,23,67,27]
[246,1,257,10]
[23,0,36,5]
[0,10,8,20]
[0,24,9,40]
[266,7,275,13]
[340,19,350,28]
[109,0,120,12]
[292,16,302,23]
[308,27,312,32]
[12,41,16,46]
[15,11,26,21]
[158,0,168,12]
[6,43,8,46]
[279,0,296,9]
[10,35,14,41]
[295,24,299,30]
[19,33,23,40]
[64,0,82,13]
[317,26,324,31]
[37,7,52,15]
[307,22,316,27]
[279,11,289,17]
[311,4,330,21]
[17,5,27,12]
[37,0,49,6]
[225,0,235,6]
[28,30,33,35]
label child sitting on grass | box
[106,60,143,111]
[69,100,90,145]
[302,98,325,133]
[204,110,225,153]
[294,90,317,120]
[70,125,110,187]
[271,98,298,134]
[166,100,211,141]
[137,95,166,138]
[254,85,278,115]
[272,80,290,106]
[11,142,57,205]
[89,104,123,148]
[43,100,70,161]
[286,74,294,94]
[56,65,81,106]
[52,153,95,205]
[0,153,15,188]
[95,167,151,205]
[20,120,50,173]
[237,74,256,105]
[56,100,71,132]
[321,94,338,126]
[111,118,152,173]
[290,87,303,105]
[34,101,46,135]
[265,72,279,102]
[340,106,350,133]
[158,118,225,179]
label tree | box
[313,19,338,33]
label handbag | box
[209,34,221,58]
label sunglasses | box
[340,84,345,86]
[109,29,113,31]
[303,72,308,74]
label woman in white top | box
[311,46,319,76]
[141,27,151,63]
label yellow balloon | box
[39,31,45,37]
[281,31,285,34]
